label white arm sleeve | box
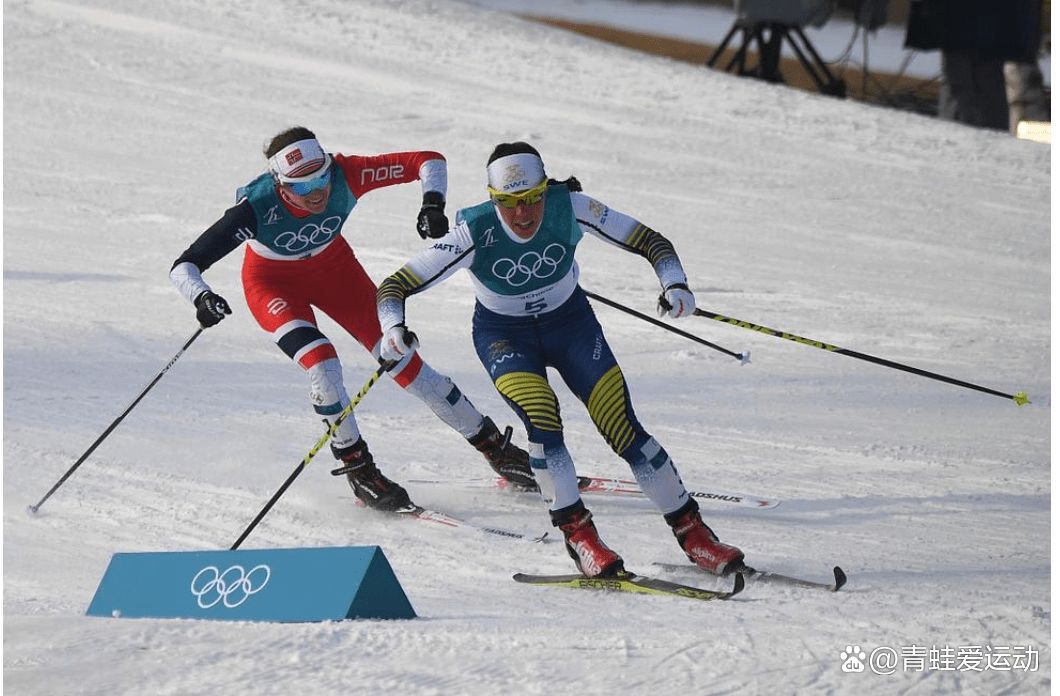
[418,158,448,198]
[169,261,212,304]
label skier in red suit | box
[170,126,533,511]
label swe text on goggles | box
[488,179,548,208]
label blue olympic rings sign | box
[190,564,271,609]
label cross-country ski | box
[653,562,847,592]
[355,500,549,542]
[407,475,780,509]
[513,570,744,602]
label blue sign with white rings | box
[87,546,415,622]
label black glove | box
[194,291,232,328]
[416,191,449,240]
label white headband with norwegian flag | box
[268,138,332,183]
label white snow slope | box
[3,1,1051,694]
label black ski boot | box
[330,439,412,512]
[468,417,537,490]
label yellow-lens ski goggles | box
[488,179,548,208]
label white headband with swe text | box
[487,153,546,193]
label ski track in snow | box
[4,0,1050,694]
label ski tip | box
[1013,391,1030,407]
[832,566,847,591]
[731,571,746,596]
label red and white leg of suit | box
[242,237,483,449]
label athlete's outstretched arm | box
[335,151,447,199]
[336,151,449,239]
[169,199,256,303]
[377,222,476,333]
[573,192,689,288]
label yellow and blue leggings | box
[472,288,689,517]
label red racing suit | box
[171,151,446,387]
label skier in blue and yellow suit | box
[377,142,745,579]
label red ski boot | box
[554,503,625,578]
[667,501,744,575]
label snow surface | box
[3,0,1051,694]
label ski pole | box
[28,327,205,514]
[693,308,1029,406]
[583,290,749,363]
[230,361,394,550]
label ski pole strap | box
[583,290,747,363]
[694,308,1029,406]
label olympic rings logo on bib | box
[492,244,566,287]
[273,215,342,253]
[190,564,271,609]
